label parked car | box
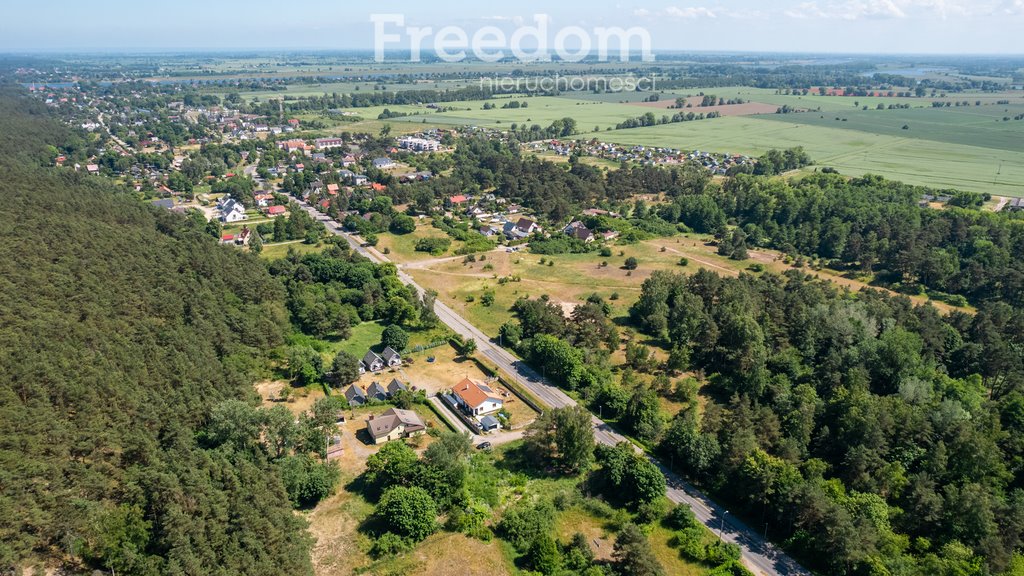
[476,441,492,451]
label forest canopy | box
[0,87,315,574]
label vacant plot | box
[260,240,327,260]
[365,532,514,576]
[375,220,460,263]
[406,234,962,339]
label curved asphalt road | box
[300,200,812,576]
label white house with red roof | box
[451,378,504,417]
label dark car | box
[476,441,492,451]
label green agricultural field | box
[574,116,1024,197]
[759,104,1024,153]
[383,95,659,132]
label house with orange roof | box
[451,378,504,417]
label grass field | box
[375,220,463,263]
[259,240,327,260]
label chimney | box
[368,415,374,421]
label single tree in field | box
[375,485,437,541]
[381,324,409,352]
[327,350,360,386]
[524,406,595,474]
[613,523,664,576]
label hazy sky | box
[1,0,1021,54]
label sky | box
[0,0,1022,55]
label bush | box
[705,541,742,564]
[674,526,706,561]
[370,532,412,558]
[375,485,438,541]
[665,504,699,530]
[624,257,639,270]
[498,499,556,551]
[678,257,689,267]
[415,237,452,255]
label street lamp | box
[719,510,728,538]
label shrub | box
[370,532,412,558]
[415,237,451,255]
[375,485,438,541]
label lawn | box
[259,240,328,260]
[331,321,385,361]
[375,220,461,263]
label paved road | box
[299,200,810,576]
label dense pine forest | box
[0,89,318,574]
[631,269,1024,574]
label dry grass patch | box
[366,532,514,576]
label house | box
[316,137,344,150]
[365,408,427,445]
[220,233,236,244]
[367,382,389,402]
[352,174,369,186]
[254,193,274,207]
[326,183,340,196]
[370,182,387,192]
[372,157,395,169]
[345,384,367,406]
[266,205,287,216]
[219,199,248,223]
[386,378,408,396]
[86,164,100,174]
[515,218,540,235]
[449,194,468,205]
[1005,198,1024,212]
[504,217,540,240]
[480,225,502,237]
[362,350,385,373]
[381,347,402,368]
[338,169,356,181]
[564,221,594,243]
[151,198,175,210]
[452,378,504,417]
[398,136,441,152]
[278,139,310,154]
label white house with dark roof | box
[381,347,402,368]
[361,350,384,373]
